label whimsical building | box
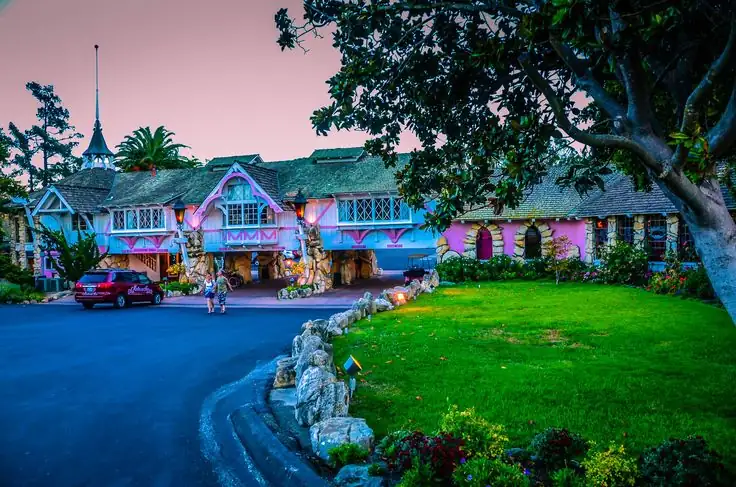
[5,149,735,290]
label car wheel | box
[152,293,162,305]
[82,303,94,310]
[114,294,127,309]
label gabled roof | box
[309,147,366,163]
[458,164,591,221]
[257,153,410,200]
[240,163,281,204]
[571,174,736,217]
[206,154,261,170]
[32,168,116,214]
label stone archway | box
[514,220,553,259]
[463,223,503,259]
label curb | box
[230,360,330,487]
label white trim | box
[32,187,74,216]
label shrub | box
[550,467,585,487]
[377,430,411,459]
[680,266,715,300]
[529,428,589,471]
[0,282,43,303]
[582,443,639,487]
[599,242,648,285]
[385,431,465,481]
[438,405,508,459]
[452,458,531,487]
[162,281,196,295]
[647,254,716,301]
[0,255,35,289]
[639,436,728,486]
[328,443,370,469]
[397,461,434,487]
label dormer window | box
[223,180,275,227]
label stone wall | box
[606,217,618,246]
[8,214,18,266]
[666,214,679,254]
[633,215,646,246]
[185,229,210,286]
[227,252,252,283]
[32,216,42,276]
[462,223,504,259]
[99,254,130,269]
[17,215,27,270]
[514,220,553,259]
[584,219,594,264]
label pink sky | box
[0,0,420,164]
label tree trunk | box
[678,180,736,324]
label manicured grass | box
[333,282,736,464]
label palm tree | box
[115,126,199,172]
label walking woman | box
[216,270,233,314]
[203,273,216,314]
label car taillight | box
[98,282,113,290]
[75,282,83,290]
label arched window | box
[525,226,542,258]
[223,180,274,227]
[476,227,493,260]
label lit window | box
[593,218,607,259]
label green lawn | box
[333,282,736,464]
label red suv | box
[74,269,164,309]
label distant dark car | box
[74,269,164,309]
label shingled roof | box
[101,169,224,207]
[458,164,589,221]
[309,147,366,162]
[571,174,736,217]
[39,168,116,213]
[257,151,410,200]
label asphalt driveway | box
[0,304,338,487]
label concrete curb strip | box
[230,360,329,487]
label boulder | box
[301,319,339,341]
[273,356,297,389]
[330,312,350,330]
[295,335,334,382]
[309,416,375,462]
[374,298,393,312]
[352,298,369,319]
[295,366,349,426]
[334,465,385,487]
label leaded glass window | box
[126,210,138,230]
[152,208,162,229]
[336,196,412,224]
[139,208,152,229]
[260,207,274,225]
[227,204,243,226]
[113,211,125,230]
[356,199,372,222]
[243,203,260,225]
[646,215,667,261]
[617,216,634,244]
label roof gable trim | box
[192,163,283,228]
[32,186,75,216]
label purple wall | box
[443,219,587,260]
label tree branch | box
[680,19,736,133]
[549,38,627,122]
[518,53,664,173]
[619,47,655,132]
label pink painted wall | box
[443,219,588,260]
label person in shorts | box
[216,270,233,314]
[203,273,215,314]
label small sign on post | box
[173,237,188,245]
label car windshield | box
[79,273,108,283]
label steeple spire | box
[82,44,115,170]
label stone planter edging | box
[270,269,441,483]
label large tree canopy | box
[276,0,736,323]
[115,126,199,172]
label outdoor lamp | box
[293,189,307,223]
[173,199,186,226]
[395,292,406,304]
[343,355,363,397]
